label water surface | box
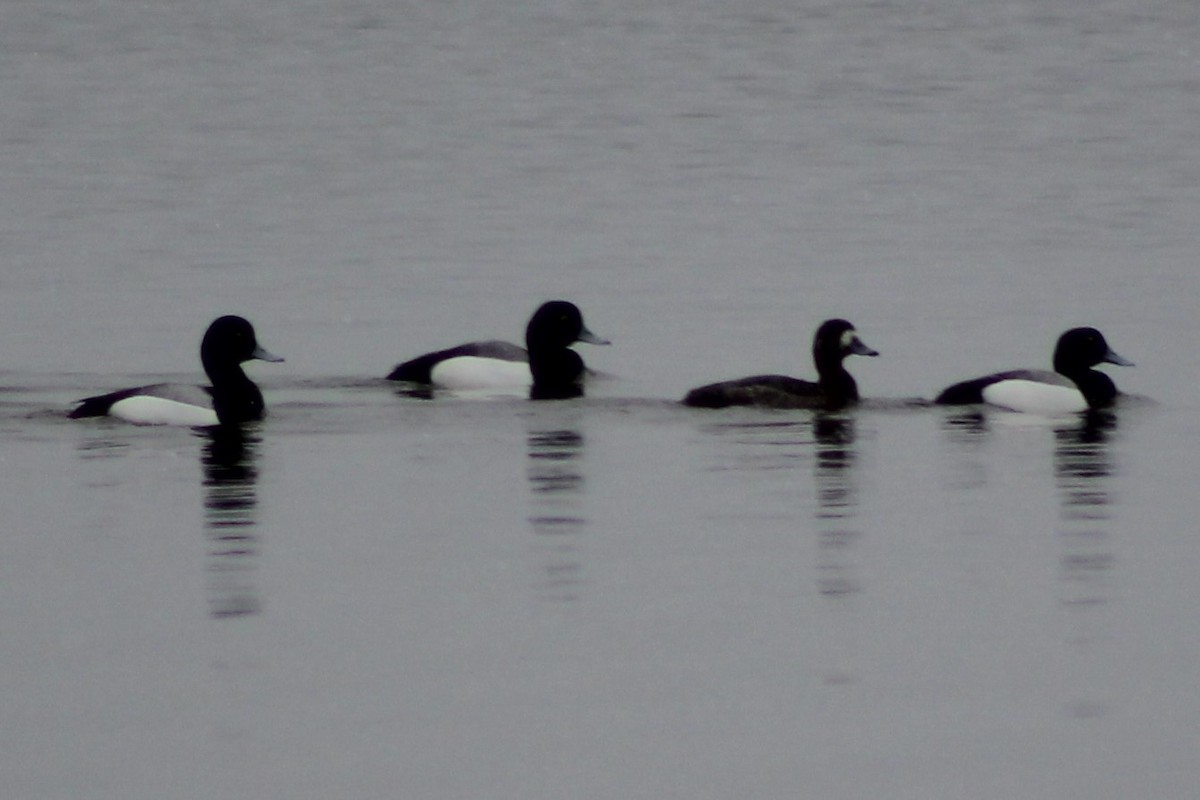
[3,1,1200,798]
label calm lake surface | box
[3,1,1199,798]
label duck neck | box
[1054,349,1119,408]
[815,352,859,404]
[204,357,250,389]
[204,360,264,424]
[1063,368,1118,409]
[529,348,585,400]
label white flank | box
[431,356,532,391]
[109,396,220,426]
[982,380,1087,415]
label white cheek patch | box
[839,329,857,350]
[982,380,1088,415]
[109,396,220,427]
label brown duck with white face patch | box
[682,318,879,410]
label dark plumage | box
[386,300,609,399]
[934,327,1133,410]
[70,315,284,426]
[683,319,879,410]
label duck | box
[682,318,879,409]
[386,300,609,399]
[934,327,1133,413]
[69,315,284,426]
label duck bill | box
[850,337,879,357]
[1103,347,1133,367]
[577,326,611,346]
[252,345,286,363]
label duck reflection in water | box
[938,406,1120,610]
[526,426,587,602]
[813,414,863,598]
[1054,411,1121,719]
[1055,411,1118,610]
[199,426,263,618]
[691,413,866,597]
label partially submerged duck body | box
[935,327,1132,413]
[683,319,878,410]
[387,301,608,399]
[70,315,284,427]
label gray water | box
[3,1,1200,798]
